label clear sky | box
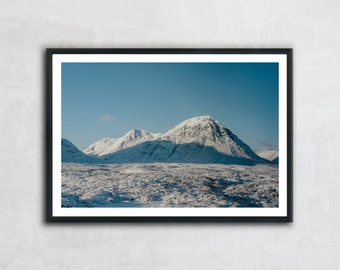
[62,62,278,151]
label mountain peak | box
[162,115,261,160]
[190,115,214,121]
[125,128,149,137]
[183,115,215,123]
[166,115,223,134]
[169,115,219,131]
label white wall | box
[1,0,339,269]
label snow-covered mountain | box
[163,115,260,160]
[256,149,279,162]
[63,115,269,165]
[62,139,101,163]
[95,115,267,165]
[84,128,158,156]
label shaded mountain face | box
[62,139,101,164]
[79,115,267,165]
[102,140,262,165]
[271,157,279,164]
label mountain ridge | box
[84,128,158,156]
[65,115,270,165]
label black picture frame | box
[46,48,293,222]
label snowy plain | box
[62,162,278,208]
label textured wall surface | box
[1,0,339,269]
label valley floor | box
[62,163,278,208]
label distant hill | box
[255,148,279,162]
[62,139,102,164]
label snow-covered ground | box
[62,162,278,208]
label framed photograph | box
[46,48,292,222]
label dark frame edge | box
[46,48,292,55]
[45,48,293,223]
[45,49,53,222]
[286,49,293,222]
[47,216,292,223]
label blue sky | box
[62,62,278,151]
